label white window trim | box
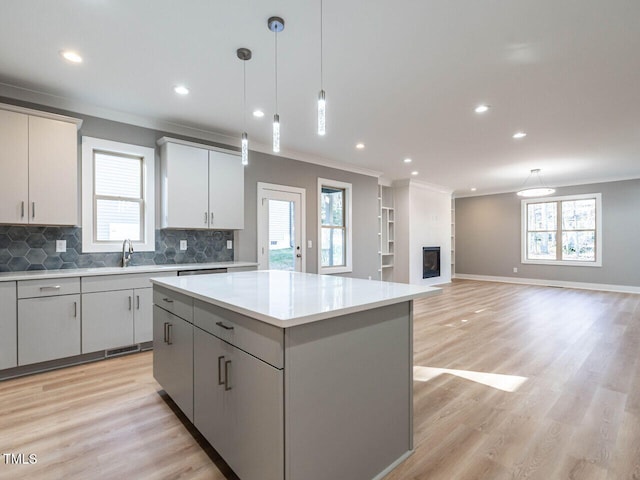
[521,193,602,267]
[81,137,155,253]
[318,178,353,274]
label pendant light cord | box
[243,60,247,131]
[275,31,278,113]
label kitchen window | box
[318,178,352,274]
[81,137,155,252]
[521,193,602,266]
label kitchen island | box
[151,270,440,480]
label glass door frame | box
[257,182,306,272]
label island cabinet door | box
[194,328,284,480]
[153,306,193,422]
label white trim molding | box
[521,192,602,267]
[455,273,640,295]
[318,178,353,275]
[81,136,155,253]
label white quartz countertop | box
[0,261,258,282]
[151,270,441,328]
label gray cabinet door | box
[153,306,193,421]
[193,328,232,457]
[0,282,17,369]
[193,327,284,480]
[82,290,134,353]
[18,294,81,365]
[133,288,152,343]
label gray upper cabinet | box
[159,137,244,230]
[0,104,81,226]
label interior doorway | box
[257,183,306,272]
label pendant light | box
[516,169,556,197]
[237,48,252,166]
[317,0,326,136]
[268,16,285,153]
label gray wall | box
[455,178,640,287]
[239,151,379,279]
[1,97,380,279]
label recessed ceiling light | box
[174,85,190,95]
[60,50,82,63]
[471,187,477,192]
[253,109,265,118]
[513,131,527,139]
[403,158,412,163]
[411,171,419,176]
[356,143,365,149]
[474,104,490,113]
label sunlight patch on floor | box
[413,366,528,392]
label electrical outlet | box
[180,240,187,251]
[513,267,518,273]
[307,240,312,248]
[56,240,66,253]
[227,240,233,249]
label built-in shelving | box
[378,185,395,281]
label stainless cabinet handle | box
[73,301,77,318]
[218,356,225,385]
[32,202,35,219]
[136,295,140,310]
[163,322,169,343]
[162,297,174,304]
[40,285,61,291]
[21,201,24,218]
[216,321,234,331]
[224,360,232,391]
[210,212,214,226]
[128,296,132,310]
[167,323,173,345]
[204,212,208,224]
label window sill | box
[521,259,602,267]
[82,239,155,254]
[319,266,352,275]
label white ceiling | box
[1,0,639,196]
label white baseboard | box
[454,273,640,294]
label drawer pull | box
[218,356,225,385]
[224,360,232,391]
[162,297,174,304]
[167,323,173,345]
[216,321,234,331]
[40,285,61,291]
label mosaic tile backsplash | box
[0,226,234,272]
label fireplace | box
[423,247,440,279]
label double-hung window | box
[82,137,155,252]
[521,193,602,266]
[318,178,352,274]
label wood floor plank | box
[1,279,639,479]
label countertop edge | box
[0,262,259,282]
[151,277,442,328]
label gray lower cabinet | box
[18,294,81,365]
[193,327,284,480]
[0,282,17,369]
[82,290,135,352]
[153,305,193,421]
[82,287,153,352]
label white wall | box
[393,180,452,286]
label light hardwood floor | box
[1,280,639,479]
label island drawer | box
[153,286,193,323]
[194,300,283,369]
[18,277,80,298]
